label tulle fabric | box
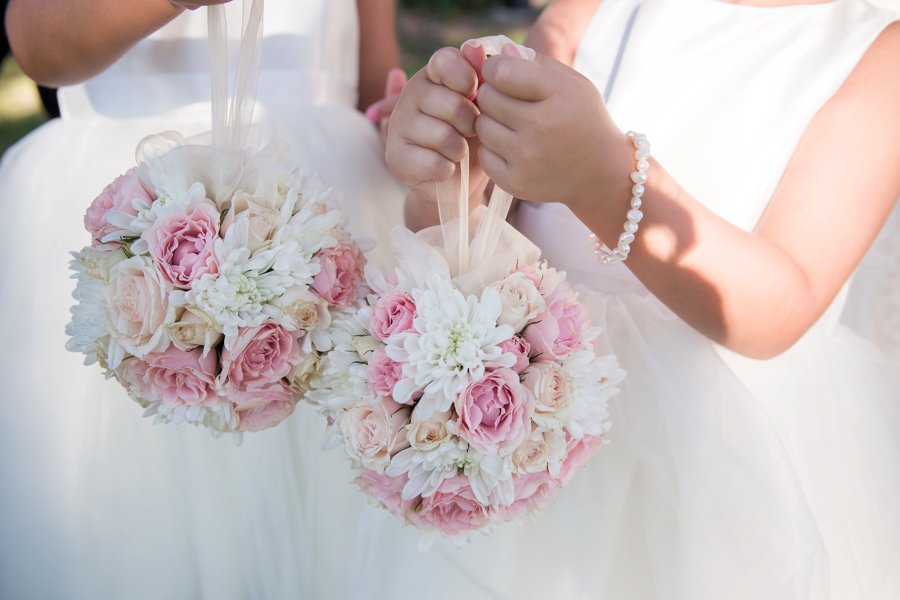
[344,1,900,598]
[0,1,403,598]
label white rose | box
[523,361,573,429]
[106,256,174,363]
[167,305,223,353]
[339,399,411,471]
[491,272,546,333]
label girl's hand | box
[365,68,409,145]
[474,46,632,209]
[386,46,487,204]
[169,0,233,10]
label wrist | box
[566,130,634,216]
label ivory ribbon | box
[434,35,534,278]
[208,0,264,150]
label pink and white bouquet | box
[309,203,624,542]
[66,137,367,435]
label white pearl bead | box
[617,242,631,254]
[630,171,648,184]
[632,184,644,196]
[627,209,643,222]
[635,146,650,159]
[619,232,635,245]
[625,221,639,234]
[637,159,650,171]
[631,197,642,209]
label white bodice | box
[58,0,360,119]
[517,0,899,297]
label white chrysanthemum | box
[274,198,342,267]
[186,216,300,344]
[307,310,374,408]
[562,342,625,440]
[145,400,237,434]
[307,349,374,412]
[66,250,118,366]
[387,279,515,418]
[464,450,514,507]
[387,437,469,500]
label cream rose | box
[407,413,452,452]
[491,272,546,333]
[272,286,329,332]
[339,398,411,471]
[288,350,321,395]
[166,305,223,353]
[523,362,573,429]
[511,428,567,476]
[223,193,282,252]
[106,256,174,361]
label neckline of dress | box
[700,0,843,10]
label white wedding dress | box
[0,2,403,599]
[346,1,900,599]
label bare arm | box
[524,0,600,64]
[356,0,400,112]
[477,23,900,358]
[4,0,235,87]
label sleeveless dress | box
[346,2,900,599]
[0,2,403,598]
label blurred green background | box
[0,0,544,156]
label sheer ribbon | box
[134,0,265,210]
[432,35,535,289]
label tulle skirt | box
[0,101,404,599]
[345,283,900,600]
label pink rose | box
[369,291,417,341]
[85,169,151,244]
[145,201,220,289]
[106,256,173,359]
[507,471,557,518]
[222,322,302,394]
[356,470,416,519]
[339,398,411,470]
[409,476,491,536]
[367,346,404,399]
[454,368,534,456]
[311,243,365,308]
[497,336,531,374]
[120,346,218,407]
[524,283,588,360]
[234,382,297,432]
[557,435,601,486]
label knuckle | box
[425,152,451,179]
[435,123,460,151]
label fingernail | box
[365,106,379,122]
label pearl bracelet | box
[589,131,650,265]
